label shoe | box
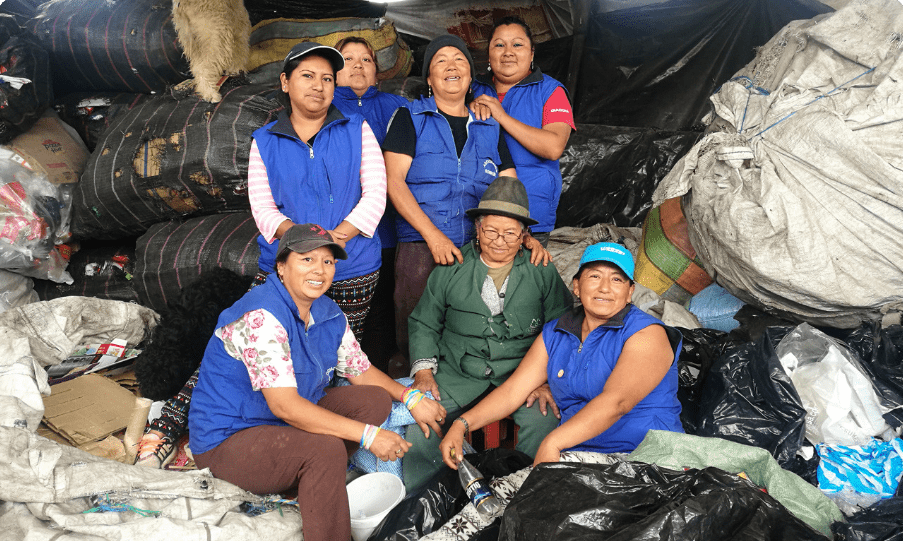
[134,431,176,469]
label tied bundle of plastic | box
[0,148,73,283]
[816,438,903,513]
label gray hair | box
[474,214,526,232]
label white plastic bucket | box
[346,472,406,541]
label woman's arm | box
[248,140,293,241]
[384,149,463,265]
[332,121,387,247]
[439,333,551,468]
[533,324,674,465]
[471,95,571,161]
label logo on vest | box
[529,318,541,333]
[483,159,498,177]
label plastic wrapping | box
[695,326,807,468]
[833,495,903,541]
[0,14,52,143]
[370,449,531,541]
[573,0,831,129]
[71,80,281,240]
[777,323,898,445]
[0,149,72,283]
[27,0,189,94]
[133,213,259,312]
[53,93,148,153]
[674,327,744,433]
[499,461,827,540]
[32,239,140,304]
[0,268,38,313]
[557,125,702,228]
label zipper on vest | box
[307,144,314,159]
[358,97,362,106]
[578,341,583,353]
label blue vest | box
[396,96,503,246]
[252,106,380,280]
[189,276,346,455]
[473,71,567,233]
[333,86,409,250]
[544,304,683,453]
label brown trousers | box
[393,242,438,363]
[194,385,391,541]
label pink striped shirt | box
[248,120,387,243]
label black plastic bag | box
[833,495,903,541]
[695,326,806,468]
[54,92,148,153]
[245,0,386,26]
[371,449,532,541]
[32,239,140,304]
[0,14,52,143]
[573,0,832,130]
[499,461,827,540]
[674,327,745,434]
[556,125,702,227]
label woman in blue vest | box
[382,34,550,360]
[333,36,410,369]
[190,224,446,541]
[248,41,387,341]
[471,16,576,247]
[438,242,684,467]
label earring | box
[487,65,491,73]
[474,237,480,251]
[427,85,432,97]
[530,61,535,71]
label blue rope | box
[712,76,771,135]
[752,66,876,139]
[83,495,161,518]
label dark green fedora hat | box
[465,176,538,226]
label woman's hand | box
[412,369,441,401]
[439,420,467,469]
[523,234,552,266]
[368,429,412,462]
[424,230,463,265]
[470,95,506,122]
[533,437,563,466]
[326,229,349,248]
[409,396,447,439]
[525,383,560,419]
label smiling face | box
[426,45,472,103]
[476,214,524,267]
[276,247,336,311]
[337,42,377,96]
[488,23,534,85]
[573,262,635,325]
[280,55,335,120]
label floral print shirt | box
[215,308,371,391]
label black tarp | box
[573,0,832,129]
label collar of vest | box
[411,96,479,122]
[555,303,632,337]
[475,68,545,89]
[335,85,378,100]
[268,105,348,139]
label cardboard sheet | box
[42,373,136,446]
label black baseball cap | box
[276,223,348,260]
[283,42,344,74]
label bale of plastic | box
[71,80,281,241]
[652,0,903,328]
[132,212,260,312]
[246,17,412,86]
[27,0,189,94]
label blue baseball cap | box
[576,242,635,280]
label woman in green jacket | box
[402,176,572,492]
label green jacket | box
[409,242,573,406]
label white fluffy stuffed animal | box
[171,0,251,102]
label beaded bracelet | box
[401,388,425,411]
[454,416,470,436]
[360,424,381,450]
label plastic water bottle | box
[456,452,502,521]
